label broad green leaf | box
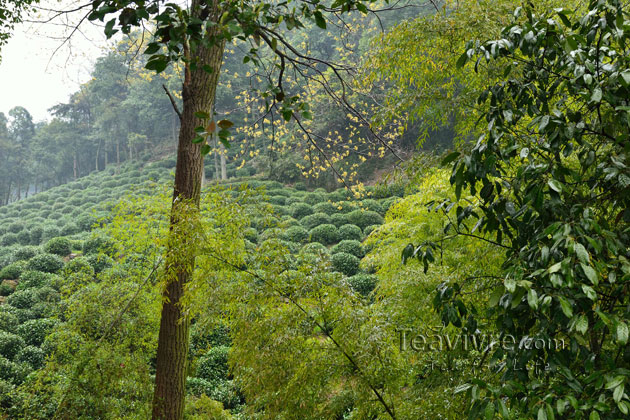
[591,88,602,103]
[581,264,598,285]
[528,289,539,310]
[558,296,572,318]
[614,384,624,403]
[574,243,589,264]
[575,314,588,334]
[618,322,629,345]
[548,179,563,193]
[581,285,597,300]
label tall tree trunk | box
[95,139,101,171]
[73,154,78,179]
[151,1,225,418]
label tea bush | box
[347,274,377,297]
[300,213,331,230]
[331,252,360,276]
[27,254,64,274]
[331,240,364,258]
[43,237,72,257]
[309,224,339,245]
[289,202,313,219]
[0,331,24,360]
[338,224,363,241]
[283,226,309,244]
[347,210,384,230]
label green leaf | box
[548,179,563,193]
[314,11,326,29]
[104,18,118,38]
[619,401,629,415]
[589,411,600,420]
[581,264,598,285]
[456,51,469,69]
[558,296,573,318]
[191,136,204,144]
[538,406,547,420]
[617,322,629,345]
[441,151,460,166]
[581,284,597,300]
[606,376,625,390]
[527,289,539,310]
[614,384,625,403]
[575,243,589,264]
[485,401,495,419]
[575,314,588,334]
[591,88,602,103]
[548,261,562,274]
[200,144,211,155]
[144,43,160,55]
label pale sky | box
[0,1,110,122]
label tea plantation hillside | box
[0,156,405,417]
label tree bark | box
[151,1,225,419]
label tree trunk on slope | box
[151,1,225,418]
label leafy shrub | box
[17,318,58,346]
[29,225,44,244]
[283,226,309,244]
[82,235,117,256]
[309,224,339,245]
[12,246,40,262]
[76,214,97,231]
[280,216,299,228]
[17,271,53,290]
[64,257,95,276]
[6,222,24,234]
[360,199,384,215]
[347,210,384,230]
[293,181,306,191]
[313,202,336,215]
[27,253,64,273]
[285,196,303,205]
[300,242,329,255]
[0,311,18,333]
[331,240,365,258]
[16,230,31,245]
[243,228,258,244]
[300,213,331,230]
[330,213,350,228]
[41,226,61,243]
[268,195,287,205]
[338,224,363,241]
[271,205,289,216]
[85,254,114,273]
[16,345,45,369]
[0,331,25,360]
[289,202,313,219]
[331,252,360,276]
[0,283,13,297]
[197,346,230,383]
[60,222,79,236]
[6,288,37,309]
[0,261,27,280]
[186,377,215,397]
[303,192,325,205]
[347,274,377,297]
[43,237,72,257]
[0,233,18,246]
[0,356,30,385]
